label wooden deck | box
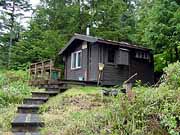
[29,59,61,81]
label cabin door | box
[88,44,99,81]
[87,44,91,81]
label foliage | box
[0,0,32,68]
[0,0,180,71]
[40,62,180,135]
[0,105,17,132]
[163,61,180,89]
[135,0,180,71]
[0,70,35,132]
[5,0,136,69]
[0,70,32,107]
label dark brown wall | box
[88,44,99,81]
[64,41,154,85]
[129,52,154,84]
[65,41,88,81]
[100,44,129,85]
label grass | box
[0,70,36,133]
[40,86,118,135]
[40,84,180,135]
[0,105,17,133]
[1,62,180,135]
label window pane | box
[73,53,76,68]
[77,52,81,67]
[71,53,73,68]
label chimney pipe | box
[86,24,90,36]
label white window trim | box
[71,50,82,70]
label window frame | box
[71,50,82,70]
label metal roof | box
[59,33,151,55]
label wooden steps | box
[45,87,68,92]
[17,104,40,114]
[11,84,68,134]
[13,132,40,135]
[11,114,44,132]
[23,97,48,105]
[32,91,59,97]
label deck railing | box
[29,60,61,85]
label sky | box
[22,0,40,27]
[30,0,40,8]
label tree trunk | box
[8,1,15,68]
[175,46,179,61]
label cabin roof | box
[59,33,151,55]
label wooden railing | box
[29,60,61,84]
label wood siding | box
[88,43,99,81]
[65,41,87,81]
[102,64,129,85]
[63,41,154,86]
[129,53,154,84]
[115,49,129,65]
[100,45,129,85]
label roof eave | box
[58,34,97,55]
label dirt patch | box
[61,94,104,110]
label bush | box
[0,70,35,132]
[40,62,180,135]
[0,70,32,107]
[163,61,180,89]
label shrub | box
[0,70,35,132]
[163,61,180,89]
[0,70,32,107]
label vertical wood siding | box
[101,45,129,85]
[66,42,87,80]
[129,53,154,84]
[64,41,154,85]
[88,43,99,81]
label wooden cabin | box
[59,34,154,86]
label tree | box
[0,0,32,68]
[8,0,137,69]
[135,0,180,71]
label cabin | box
[59,34,154,86]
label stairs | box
[11,83,68,134]
[17,104,40,114]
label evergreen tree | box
[135,0,180,71]
[0,0,32,68]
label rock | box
[111,89,118,96]
[102,89,110,96]
[102,89,119,96]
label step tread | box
[24,97,48,100]
[18,104,40,109]
[46,87,69,91]
[13,132,40,135]
[32,91,59,94]
[12,114,43,124]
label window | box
[108,47,115,63]
[135,51,150,60]
[71,50,82,69]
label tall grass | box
[0,70,35,132]
[40,62,180,135]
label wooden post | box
[123,73,138,102]
[35,63,37,80]
[49,60,52,80]
[41,61,44,80]
[28,64,31,84]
